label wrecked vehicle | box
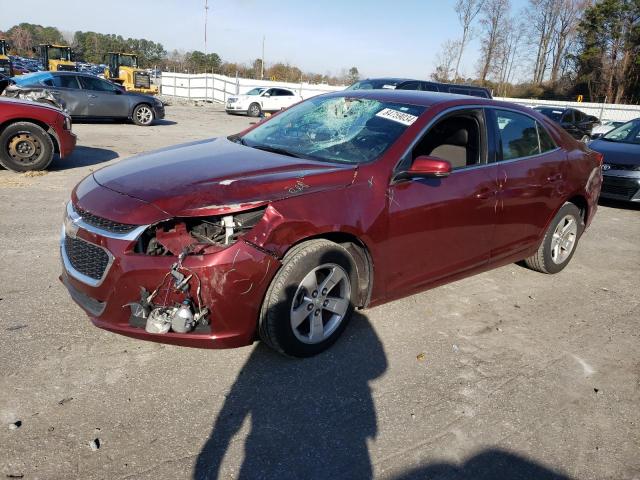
[60,91,602,357]
[4,71,164,126]
[0,97,76,171]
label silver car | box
[3,72,164,126]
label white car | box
[591,120,625,138]
[225,87,302,117]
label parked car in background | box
[589,118,640,202]
[225,87,302,117]
[534,106,599,141]
[0,97,76,171]
[61,91,601,357]
[3,71,164,126]
[347,77,492,98]
[591,119,625,139]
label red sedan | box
[60,91,602,357]
[0,97,76,171]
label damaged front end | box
[61,199,281,348]
[3,85,66,111]
[125,206,268,336]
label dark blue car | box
[589,118,640,202]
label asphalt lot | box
[0,103,639,480]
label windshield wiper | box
[249,143,305,158]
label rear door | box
[78,76,129,118]
[42,75,87,116]
[487,108,567,262]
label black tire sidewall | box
[248,103,261,117]
[0,123,54,172]
[262,243,358,357]
[133,104,154,126]
[540,203,583,274]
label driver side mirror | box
[263,92,271,97]
[406,156,452,178]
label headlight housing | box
[228,98,238,103]
[63,115,72,131]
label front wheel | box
[247,102,261,117]
[525,203,584,274]
[258,239,358,357]
[0,122,55,172]
[132,104,155,126]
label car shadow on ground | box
[390,448,572,480]
[193,309,387,480]
[50,146,118,171]
[598,197,640,211]
[71,119,177,127]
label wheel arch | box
[282,232,373,309]
[0,118,60,154]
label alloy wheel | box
[135,106,153,125]
[290,263,351,344]
[550,215,577,264]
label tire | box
[0,122,54,172]
[248,102,261,117]
[132,104,155,126]
[258,239,358,357]
[525,202,584,274]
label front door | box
[385,108,498,296]
[78,76,128,117]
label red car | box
[0,97,76,171]
[60,91,602,357]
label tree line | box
[0,23,358,86]
[434,0,640,103]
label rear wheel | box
[0,122,54,172]
[248,102,261,117]
[132,104,155,126]
[259,239,357,357]
[525,203,583,274]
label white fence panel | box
[496,97,640,123]
[161,72,345,103]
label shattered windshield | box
[238,95,425,164]
[245,88,266,96]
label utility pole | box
[204,0,209,54]
[261,35,265,80]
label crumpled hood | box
[92,137,357,217]
[589,139,640,166]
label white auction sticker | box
[375,108,418,126]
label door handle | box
[547,173,563,182]
[475,188,495,199]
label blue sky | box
[1,0,528,79]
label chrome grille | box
[64,235,110,281]
[75,206,138,233]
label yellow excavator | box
[36,44,77,71]
[104,52,158,95]
[0,39,11,76]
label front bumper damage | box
[60,202,281,349]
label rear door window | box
[494,110,541,160]
[397,81,420,90]
[420,82,440,92]
[51,75,80,89]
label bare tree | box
[477,0,511,84]
[453,0,485,80]
[494,16,522,96]
[432,39,461,82]
[549,0,584,83]
[527,0,562,84]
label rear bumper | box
[59,208,281,349]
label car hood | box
[92,137,358,217]
[589,139,640,165]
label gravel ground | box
[0,104,638,480]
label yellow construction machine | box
[0,39,11,76]
[104,52,158,95]
[36,44,77,71]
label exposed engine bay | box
[2,85,67,111]
[135,206,266,257]
[127,206,267,335]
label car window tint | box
[561,110,574,123]
[537,122,557,152]
[277,89,294,96]
[51,75,80,89]
[264,89,276,96]
[413,110,483,170]
[495,110,540,160]
[574,110,584,122]
[450,87,471,96]
[397,81,420,90]
[79,76,115,92]
[421,82,439,92]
